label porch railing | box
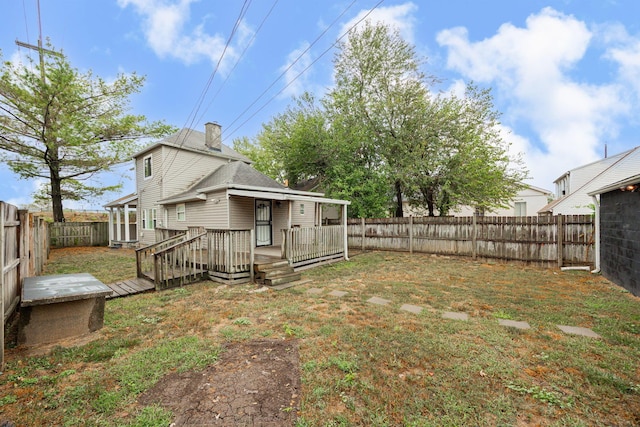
[153,232,207,290]
[136,232,188,281]
[282,225,345,266]
[207,229,254,283]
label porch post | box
[107,208,114,246]
[342,204,349,260]
[124,203,131,241]
[116,207,122,241]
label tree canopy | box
[0,45,174,221]
[235,22,528,218]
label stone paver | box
[306,288,323,295]
[328,290,348,297]
[498,319,531,330]
[557,325,601,338]
[400,304,423,314]
[442,311,468,321]
[367,296,391,306]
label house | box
[402,184,552,217]
[539,145,640,215]
[106,121,350,253]
[588,174,640,296]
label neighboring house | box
[106,122,349,248]
[402,184,552,217]
[588,174,640,296]
[539,145,640,215]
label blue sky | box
[1,0,639,210]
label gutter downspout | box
[343,204,349,261]
[590,195,600,274]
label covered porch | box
[104,193,138,248]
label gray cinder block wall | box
[600,189,640,296]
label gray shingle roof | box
[135,128,251,163]
[158,161,285,203]
[193,161,285,190]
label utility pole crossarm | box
[14,39,63,58]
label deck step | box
[254,260,290,271]
[264,272,302,287]
[255,266,296,280]
[269,279,313,291]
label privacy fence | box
[347,215,594,268]
[1,202,49,368]
[49,221,109,247]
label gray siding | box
[136,148,163,245]
[291,200,316,227]
[187,193,229,229]
[229,196,254,229]
[600,189,640,296]
[161,146,230,197]
[272,202,288,246]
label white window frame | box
[143,155,152,179]
[514,201,526,217]
[142,208,156,230]
[299,203,305,215]
[176,203,186,222]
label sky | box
[1,0,639,210]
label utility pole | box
[15,0,63,82]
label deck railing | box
[136,232,188,281]
[282,225,345,266]
[207,229,254,283]
[153,232,207,290]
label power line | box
[197,0,280,126]
[157,0,253,184]
[223,0,386,143]
[222,0,358,140]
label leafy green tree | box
[0,46,174,222]
[238,23,528,218]
[406,84,528,216]
[325,21,433,217]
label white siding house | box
[402,184,552,217]
[106,122,349,248]
[539,145,640,215]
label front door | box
[255,199,272,246]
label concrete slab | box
[442,311,469,321]
[400,304,423,314]
[498,319,531,330]
[367,296,391,306]
[328,290,347,297]
[557,325,601,338]
[306,288,324,295]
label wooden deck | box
[106,277,156,299]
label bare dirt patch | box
[138,339,301,426]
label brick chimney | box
[205,122,222,151]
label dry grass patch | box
[1,249,639,426]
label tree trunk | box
[423,186,435,217]
[49,151,65,222]
[394,180,404,217]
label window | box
[143,155,152,179]
[176,204,186,221]
[514,202,526,217]
[299,203,305,215]
[142,208,156,229]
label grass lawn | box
[2,248,639,426]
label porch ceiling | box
[227,188,350,205]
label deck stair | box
[254,259,301,287]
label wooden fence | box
[1,202,49,369]
[348,215,594,267]
[49,222,109,247]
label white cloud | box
[436,7,633,188]
[340,2,418,43]
[279,42,313,99]
[117,0,250,70]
